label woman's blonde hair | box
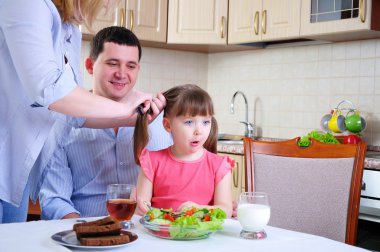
[52,0,118,28]
[133,84,218,165]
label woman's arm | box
[49,87,153,128]
[135,171,153,216]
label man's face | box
[89,42,140,101]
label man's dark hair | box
[90,26,142,61]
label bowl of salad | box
[139,207,226,240]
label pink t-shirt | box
[139,147,234,210]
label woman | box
[0,0,164,223]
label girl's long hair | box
[133,84,218,165]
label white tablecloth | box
[0,215,370,252]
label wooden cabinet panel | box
[262,0,301,41]
[81,0,167,43]
[80,3,121,34]
[125,0,167,42]
[219,153,245,201]
[300,0,380,38]
[228,0,301,44]
[167,0,228,44]
[228,0,261,43]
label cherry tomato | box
[163,213,175,222]
[343,135,362,144]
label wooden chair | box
[243,137,366,245]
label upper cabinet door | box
[300,0,372,36]
[228,0,261,44]
[125,0,168,42]
[228,0,301,44]
[262,0,301,41]
[167,0,228,44]
[80,1,123,35]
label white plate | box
[51,229,138,250]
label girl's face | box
[164,114,212,160]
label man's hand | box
[148,92,166,122]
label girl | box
[134,84,234,217]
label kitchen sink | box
[217,133,244,145]
[366,151,380,159]
[217,140,243,145]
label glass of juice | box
[106,184,137,229]
[237,192,270,239]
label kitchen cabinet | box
[123,0,167,42]
[81,0,167,43]
[228,0,301,44]
[167,0,228,44]
[300,0,380,40]
[80,3,121,35]
[219,153,246,201]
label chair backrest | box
[243,137,366,245]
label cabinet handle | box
[129,10,134,31]
[262,10,267,34]
[220,16,225,39]
[120,8,125,27]
[359,0,366,23]
[254,11,259,35]
[233,161,239,188]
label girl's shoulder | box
[143,147,171,159]
[204,150,235,169]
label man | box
[38,26,172,219]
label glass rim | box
[240,192,267,197]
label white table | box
[0,215,370,252]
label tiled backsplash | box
[80,42,208,94]
[208,39,380,146]
[81,39,380,146]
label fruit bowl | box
[139,217,218,240]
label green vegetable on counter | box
[298,130,340,147]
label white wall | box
[81,39,380,146]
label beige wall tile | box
[81,38,380,146]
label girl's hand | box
[177,201,199,212]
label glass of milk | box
[237,192,270,239]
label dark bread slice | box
[73,216,115,231]
[79,233,130,246]
[75,222,122,239]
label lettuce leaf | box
[299,130,340,147]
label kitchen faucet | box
[230,91,255,138]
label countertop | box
[217,141,380,171]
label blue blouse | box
[0,0,84,206]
